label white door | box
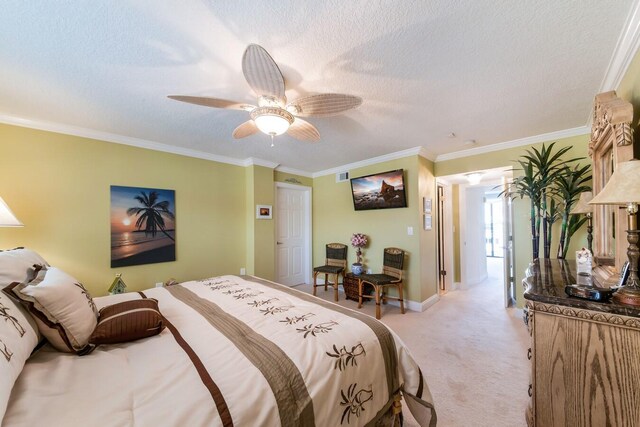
[276,184,311,286]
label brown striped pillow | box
[89,299,165,345]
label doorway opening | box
[438,167,515,307]
[484,191,504,287]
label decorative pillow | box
[10,266,98,354]
[0,292,39,421]
[89,298,165,345]
[0,247,48,287]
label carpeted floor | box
[296,257,530,427]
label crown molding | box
[434,126,590,162]
[599,0,640,92]
[0,113,591,177]
[312,146,435,178]
[0,113,287,169]
[274,166,313,177]
[242,157,280,169]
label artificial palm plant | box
[503,142,590,260]
[504,159,542,258]
[521,143,580,259]
[554,164,592,258]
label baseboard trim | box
[384,294,439,312]
[312,279,440,312]
[421,294,440,311]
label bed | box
[1,249,436,426]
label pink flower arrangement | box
[351,233,368,265]
[351,233,368,248]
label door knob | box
[277,242,283,245]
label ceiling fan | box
[168,44,362,146]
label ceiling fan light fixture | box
[251,107,294,136]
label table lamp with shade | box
[0,196,23,227]
[570,191,593,254]
[589,159,640,306]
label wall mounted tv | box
[350,169,407,211]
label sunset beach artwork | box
[110,185,176,267]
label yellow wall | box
[417,156,439,301]
[0,124,247,297]
[618,48,640,132]
[435,134,591,307]
[312,156,438,303]
[451,184,461,282]
[253,166,276,278]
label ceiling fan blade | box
[287,118,320,142]
[232,120,259,139]
[287,93,362,117]
[242,44,286,103]
[168,95,254,111]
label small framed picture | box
[424,214,432,230]
[423,198,432,214]
[256,205,272,219]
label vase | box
[351,263,364,275]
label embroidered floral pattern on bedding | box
[326,344,366,371]
[73,282,98,315]
[0,339,11,362]
[296,321,339,338]
[340,383,374,424]
[0,298,27,363]
[0,301,25,337]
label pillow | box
[9,266,98,354]
[0,292,39,421]
[89,298,165,345]
[0,247,48,287]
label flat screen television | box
[350,169,407,211]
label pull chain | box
[270,134,275,147]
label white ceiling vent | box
[336,171,349,183]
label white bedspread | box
[3,275,436,427]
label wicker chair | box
[313,243,348,301]
[358,247,405,319]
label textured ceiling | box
[0,1,635,173]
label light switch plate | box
[240,268,246,275]
[407,226,414,235]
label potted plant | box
[351,233,368,275]
[503,142,590,260]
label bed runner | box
[166,285,315,427]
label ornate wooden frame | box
[589,91,634,272]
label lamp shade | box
[250,107,294,136]
[590,159,640,206]
[0,196,23,227]
[570,191,593,214]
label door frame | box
[274,182,313,285]
[502,177,516,307]
[435,180,454,294]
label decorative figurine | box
[108,273,127,295]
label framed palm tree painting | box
[110,185,176,267]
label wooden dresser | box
[523,260,640,427]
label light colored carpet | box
[296,258,530,427]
